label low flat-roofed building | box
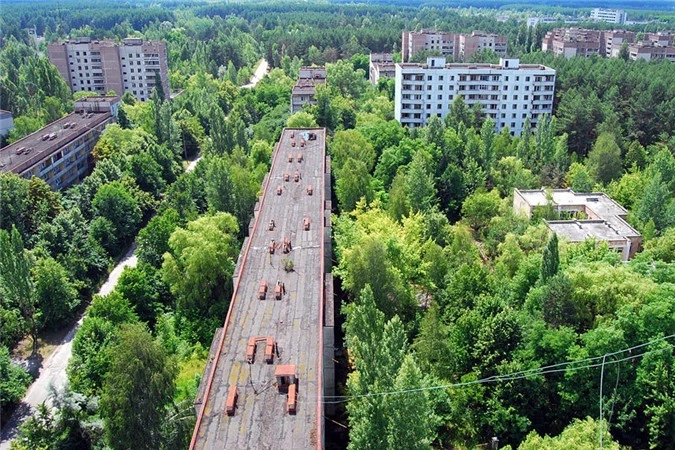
[0,110,113,190]
[0,110,14,138]
[369,52,396,84]
[513,188,642,260]
[290,67,326,113]
[74,95,121,117]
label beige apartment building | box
[402,30,508,62]
[290,67,326,113]
[48,37,170,101]
[369,53,396,84]
[543,28,675,60]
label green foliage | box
[0,346,31,408]
[92,181,142,255]
[286,111,318,128]
[540,233,559,282]
[518,417,619,450]
[565,162,594,192]
[461,189,502,232]
[586,132,623,185]
[101,323,176,450]
[32,256,79,329]
[137,208,181,268]
[162,213,239,342]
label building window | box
[427,75,432,81]
[438,95,442,100]
[439,75,444,81]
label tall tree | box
[540,233,560,282]
[100,323,176,450]
[0,227,38,352]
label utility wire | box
[321,334,675,404]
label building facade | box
[590,8,627,24]
[514,188,641,261]
[402,30,508,62]
[0,109,113,190]
[542,28,675,60]
[0,110,14,138]
[290,66,326,113]
[394,57,555,135]
[369,53,396,84]
[542,28,604,58]
[48,37,170,101]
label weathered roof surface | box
[515,188,641,241]
[191,128,327,450]
[0,111,110,175]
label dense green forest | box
[1,1,674,449]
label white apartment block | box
[395,57,555,135]
[590,8,627,24]
[48,37,170,101]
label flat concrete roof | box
[190,128,327,450]
[515,188,641,240]
[0,111,111,175]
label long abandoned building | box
[190,128,334,449]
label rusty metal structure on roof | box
[190,128,334,450]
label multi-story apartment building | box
[590,8,627,24]
[394,57,555,135]
[460,31,508,60]
[48,37,169,101]
[402,30,508,62]
[542,28,604,58]
[0,97,118,190]
[604,30,637,57]
[628,43,675,61]
[369,53,396,84]
[543,28,675,60]
[290,67,326,113]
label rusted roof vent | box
[303,217,310,231]
[287,383,297,414]
[282,237,292,253]
[288,153,293,162]
[247,336,257,363]
[274,281,285,300]
[269,239,276,254]
[258,280,268,300]
[277,185,282,195]
[307,185,313,195]
[294,171,300,182]
[268,219,275,231]
[275,364,297,393]
[284,172,290,182]
[308,132,317,140]
[297,153,303,163]
[265,337,275,363]
[225,386,238,416]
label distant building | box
[628,42,675,61]
[542,28,675,60]
[0,110,14,138]
[369,53,395,85]
[394,57,555,135]
[542,28,604,58]
[527,17,559,28]
[48,37,170,101]
[290,66,326,113]
[0,109,113,190]
[513,188,641,261]
[590,8,627,24]
[401,30,508,62]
